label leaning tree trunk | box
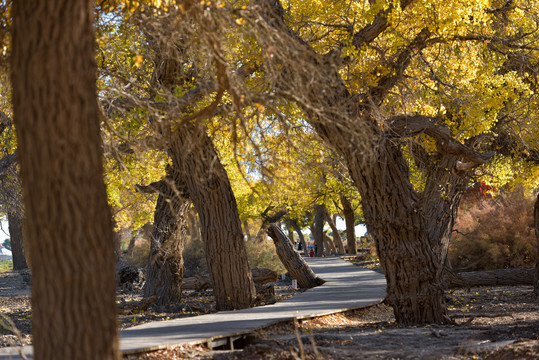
[169,125,256,310]
[325,211,345,253]
[534,194,539,297]
[7,209,28,270]
[11,1,119,358]
[312,205,325,257]
[140,167,192,307]
[323,233,337,254]
[340,194,357,254]
[266,223,324,288]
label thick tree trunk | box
[287,219,308,253]
[534,194,539,297]
[143,168,191,307]
[11,1,119,358]
[325,212,345,253]
[267,224,324,288]
[340,194,357,255]
[7,209,27,270]
[169,125,256,310]
[446,268,535,289]
[313,205,325,257]
[343,140,465,325]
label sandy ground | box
[1,270,538,359]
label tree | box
[99,4,256,310]
[535,193,539,297]
[11,1,119,358]
[137,166,191,307]
[230,0,539,324]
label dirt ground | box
[1,270,538,359]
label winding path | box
[0,257,386,359]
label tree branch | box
[387,115,494,169]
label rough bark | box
[325,211,345,253]
[146,18,255,310]
[446,268,535,289]
[142,168,192,307]
[287,219,308,255]
[340,194,357,255]
[534,194,539,297]
[7,209,28,270]
[313,205,325,257]
[169,125,256,310]
[11,1,119,358]
[266,223,324,288]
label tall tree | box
[238,0,538,324]
[534,194,539,297]
[11,1,119,358]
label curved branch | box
[387,115,494,169]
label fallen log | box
[182,267,279,291]
[446,268,535,289]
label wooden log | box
[182,267,279,291]
[446,268,535,289]
[267,223,325,288]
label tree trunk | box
[446,268,535,289]
[266,224,324,288]
[7,209,28,270]
[534,194,539,297]
[343,141,466,325]
[143,168,191,307]
[325,211,345,253]
[313,205,325,257]
[146,21,255,311]
[169,125,256,310]
[323,233,336,254]
[11,1,119,358]
[340,194,357,255]
[287,219,308,255]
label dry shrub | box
[449,187,536,271]
[245,239,285,274]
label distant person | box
[309,248,315,257]
[298,242,303,252]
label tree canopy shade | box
[11,1,119,359]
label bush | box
[449,187,537,271]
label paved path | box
[0,257,386,359]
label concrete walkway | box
[0,257,386,359]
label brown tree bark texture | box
[143,172,191,307]
[313,205,325,257]
[267,223,324,288]
[11,1,119,359]
[7,210,28,270]
[340,194,357,255]
[534,194,539,296]
[170,126,256,310]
